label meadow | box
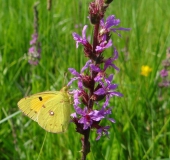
[0,0,170,159]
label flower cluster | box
[28,2,41,66]
[68,0,130,141]
[158,47,170,88]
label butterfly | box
[17,87,71,133]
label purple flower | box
[100,15,120,28]
[28,46,35,53]
[70,85,90,112]
[30,33,38,45]
[159,81,170,87]
[103,48,119,71]
[72,25,89,48]
[95,39,112,52]
[96,126,110,140]
[160,69,168,77]
[89,49,119,82]
[28,33,41,66]
[94,74,123,108]
[72,25,93,58]
[98,107,115,123]
[28,59,39,66]
[71,104,115,133]
[69,89,82,112]
[89,64,107,85]
[67,68,83,88]
[162,81,170,87]
[81,60,92,72]
[78,107,103,130]
[99,15,130,37]
[68,60,92,89]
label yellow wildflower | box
[141,65,152,77]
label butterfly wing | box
[17,91,59,121]
[37,91,71,133]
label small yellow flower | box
[141,65,152,77]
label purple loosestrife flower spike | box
[28,33,41,66]
[69,0,130,159]
[28,3,41,66]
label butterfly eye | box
[49,110,54,116]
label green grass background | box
[0,0,170,159]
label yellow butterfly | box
[17,87,71,133]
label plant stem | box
[92,24,99,54]
[81,128,90,160]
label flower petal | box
[81,60,92,73]
[68,68,80,77]
[94,88,106,95]
[90,64,101,72]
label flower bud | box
[89,2,101,24]
[80,90,89,106]
[82,75,95,89]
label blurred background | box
[0,0,170,159]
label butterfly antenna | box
[63,72,68,87]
